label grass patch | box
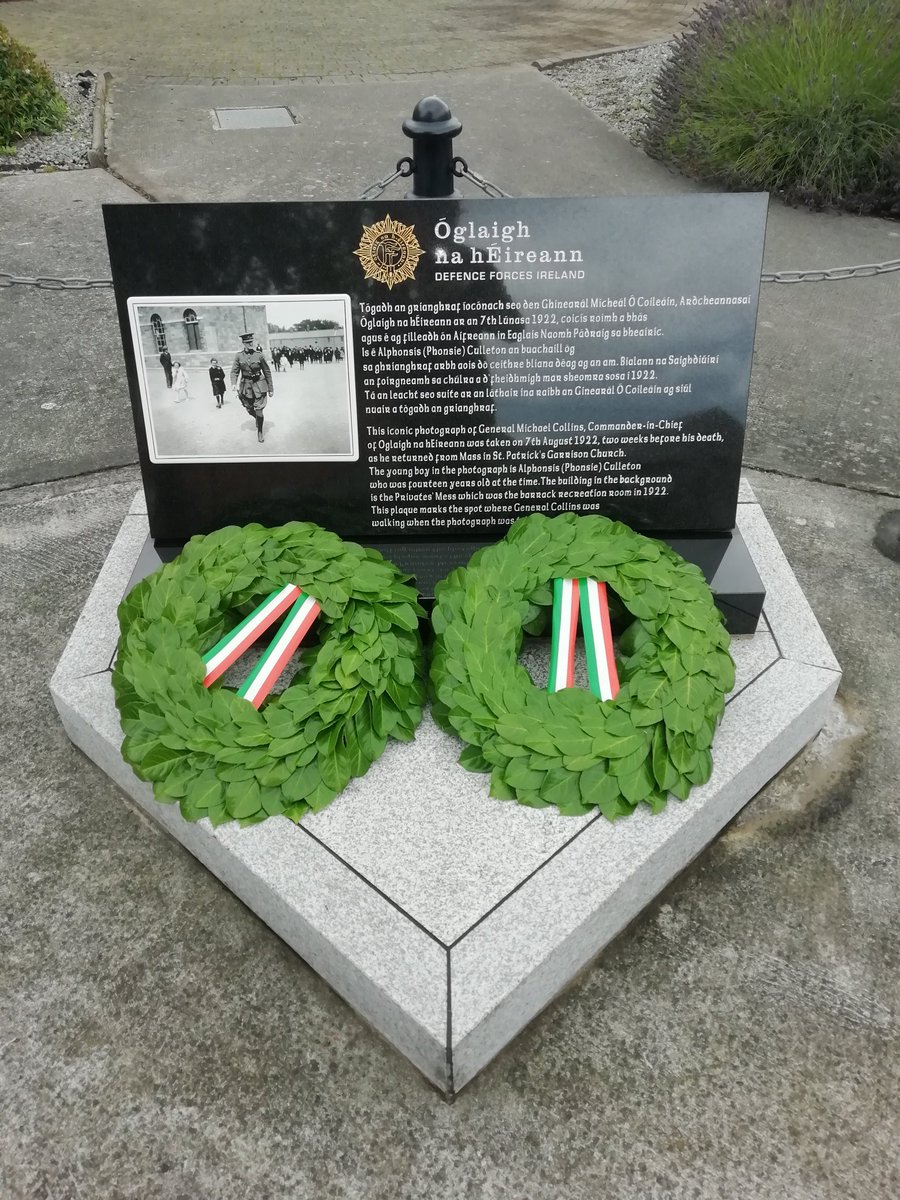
[0,21,67,154]
[643,0,900,216]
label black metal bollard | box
[402,96,462,199]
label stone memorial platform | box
[50,480,840,1095]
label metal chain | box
[356,157,511,200]
[451,157,511,198]
[760,258,900,283]
[0,271,114,290]
[357,158,413,201]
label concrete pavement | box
[1,10,899,1199]
[2,0,697,80]
[1,170,142,488]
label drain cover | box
[212,106,295,130]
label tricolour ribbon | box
[236,592,321,709]
[549,577,579,692]
[548,577,620,700]
[202,583,302,686]
[579,578,620,702]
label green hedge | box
[0,22,67,153]
[643,0,900,216]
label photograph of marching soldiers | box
[127,295,358,463]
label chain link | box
[356,157,510,200]
[761,258,900,283]
[451,158,511,198]
[357,158,413,201]
[0,271,114,290]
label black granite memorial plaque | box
[105,195,768,628]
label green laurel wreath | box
[430,512,735,819]
[113,522,426,828]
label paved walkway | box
[2,4,900,1198]
[3,0,696,79]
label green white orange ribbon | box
[549,577,580,691]
[202,583,302,686]
[236,591,320,709]
[579,578,619,701]
[548,577,619,701]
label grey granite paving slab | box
[730,628,778,694]
[305,629,779,946]
[448,657,840,1089]
[49,513,148,681]
[305,715,594,946]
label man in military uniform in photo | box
[231,331,273,444]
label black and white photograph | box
[126,294,358,463]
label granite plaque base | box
[51,481,839,1094]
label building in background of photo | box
[135,303,347,374]
[136,304,269,371]
[267,326,344,354]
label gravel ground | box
[545,42,673,146]
[1,71,96,170]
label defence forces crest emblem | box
[354,215,424,289]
